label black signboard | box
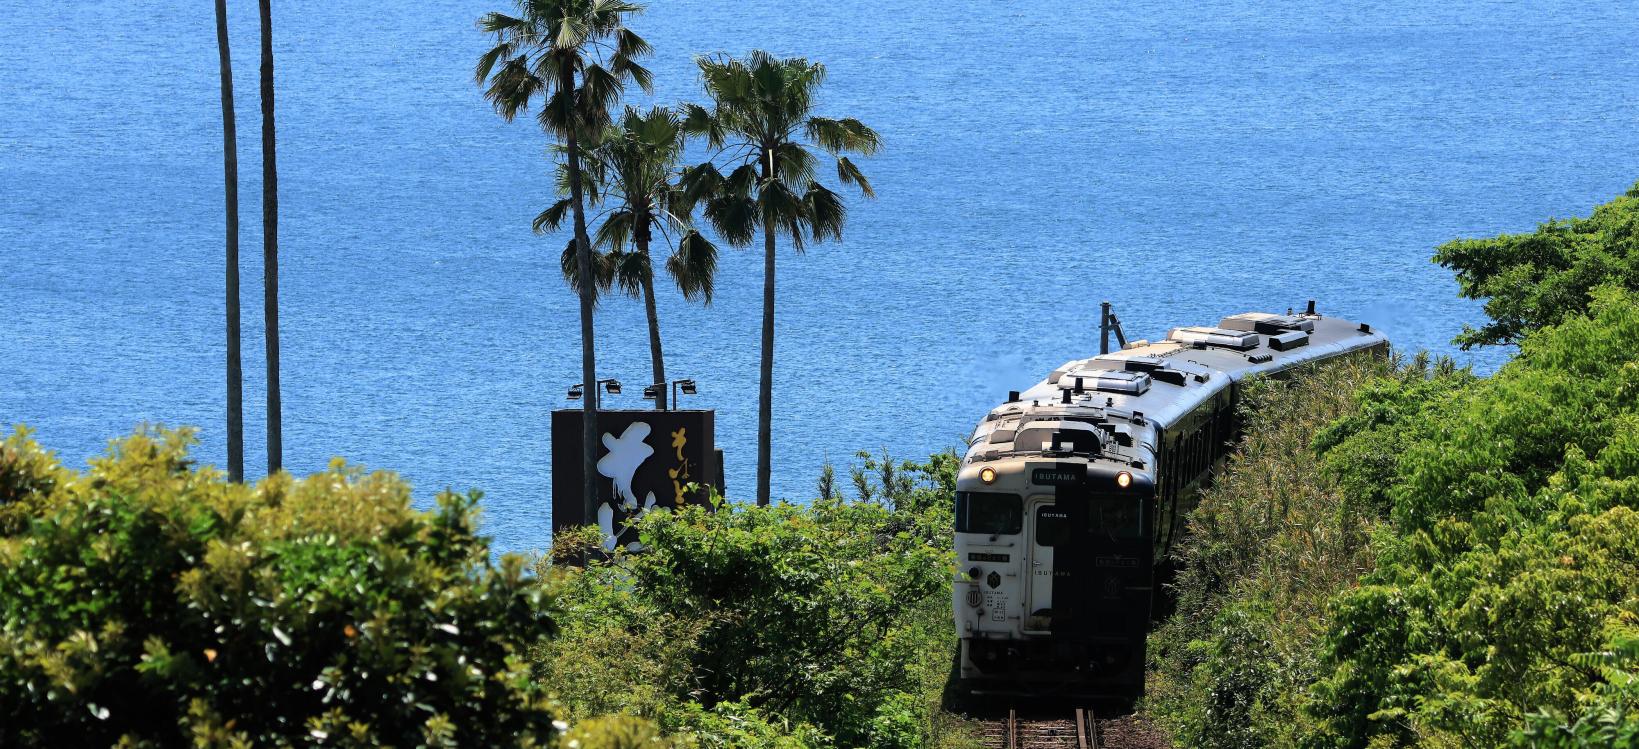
[551,409,719,552]
[1031,464,1086,486]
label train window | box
[956,492,1022,534]
[1092,496,1145,540]
[1034,506,1071,546]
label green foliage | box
[562,714,680,749]
[1515,629,1639,747]
[0,427,556,747]
[538,454,961,748]
[1308,286,1639,747]
[680,50,881,253]
[1435,181,1639,348]
[1149,354,1453,748]
[0,426,73,536]
[545,105,721,308]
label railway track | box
[982,707,1103,749]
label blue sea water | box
[2,1,1636,554]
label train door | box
[1024,496,1061,634]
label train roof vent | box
[1167,326,1259,351]
[1118,355,1167,371]
[1220,312,1316,335]
[1117,356,1191,386]
[1268,330,1310,351]
[1090,370,1151,396]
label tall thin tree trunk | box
[561,65,599,523]
[636,223,666,411]
[755,147,776,506]
[756,217,775,506]
[215,0,243,483]
[259,0,281,474]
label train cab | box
[954,454,1155,700]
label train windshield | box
[956,491,1022,534]
[1091,495,1145,540]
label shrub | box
[537,453,963,748]
[1147,354,1467,748]
[1308,286,1639,747]
[1435,181,1639,348]
[0,427,557,747]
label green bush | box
[1515,629,1639,747]
[1308,286,1639,747]
[537,453,966,748]
[1436,181,1639,348]
[1148,354,1471,748]
[0,427,557,747]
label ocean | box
[2,0,1636,553]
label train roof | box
[962,306,1387,475]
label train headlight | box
[979,467,997,484]
[1116,471,1132,489]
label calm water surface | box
[2,1,1636,553]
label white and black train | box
[953,303,1388,703]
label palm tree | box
[681,51,880,506]
[214,0,244,482]
[258,0,281,474]
[539,105,718,410]
[476,0,651,520]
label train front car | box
[952,376,1164,703]
[953,450,1157,701]
[952,304,1388,704]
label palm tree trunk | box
[756,217,775,506]
[561,66,599,524]
[215,0,243,483]
[636,230,666,411]
[258,0,281,475]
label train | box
[952,302,1388,704]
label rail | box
[985,706,1103,749]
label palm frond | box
[483,55,542,122]
[725,163,759,198]
[554,14,588,51]
[703,193,759,247]
[474,39,514,85]
[678,162,726,209]
[668,229,718,304]
[835,156,874,198]
[610,53,654,94]
[577,63,625,125]
[804,182,846,243]
[559,239,615,302]
[594,208,635,251]
[679,102,726,149]
[539,85,577,136]
[608,248,651,298]
[773,142,817,189]
[615,27,652,61]
[805,116,881,157]
[532,197,575,234]
[759,180,810,251]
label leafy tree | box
[680,51,880,505]
[1515,629,1639,747]
[0,427,557,746]
[259,0,282,474]
[476,0,652,519]
[537,455,957,748]
[1306,286,1639,747]
[540,105,719,410]
[213,0,244,482]
[1435,181,1639,348]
